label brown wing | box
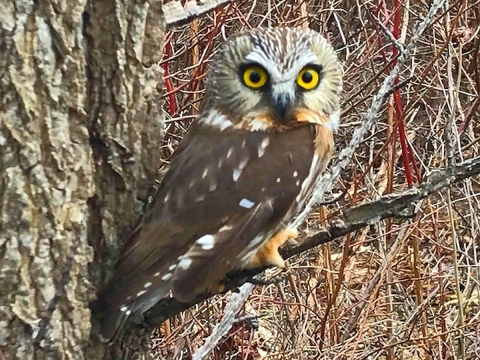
[97,122,317,316]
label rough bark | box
[0,0,164,359]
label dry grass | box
[152,1,480,359]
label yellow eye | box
[242,66,268,89]
[297,67,320,90]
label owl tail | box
[90,296,129,342]
[98,310,129,342]
[93,280,173,341]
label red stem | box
[375,1,421,186]
[163,34,177,116]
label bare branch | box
[143,156,480,330]
[164,0,235,30]
[191,284,254,360]
[293,0,447,227]
[172,155,480,358]
[138,3,451,355]
[141,1,456,357]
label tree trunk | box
[0,0,164,358]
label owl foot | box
[248,228,299,269]
[249,273,289,285]
[202,281,226,297]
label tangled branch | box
[137,1,475,358]
[164,0,236,30]
[143,155,480,330]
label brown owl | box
[96,26,342,340]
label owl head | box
[201,27,343,130]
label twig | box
[143,156,480,329]
[293,0,447,229]
[164,0,236,30]
[382,77,413,99]
[369,11,406,54]
[191,284,254,360]
[143,1,450,356]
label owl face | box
[204,27,342,129]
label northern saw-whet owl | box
[96,26,343,340]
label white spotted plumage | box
[258,137,270,158]
[239,198,255,209]
[97,26,342,341]
[232,158,249,181]
[178,256,192,270]
[196,234,215,250]
[199,109,234,130]
[161,273,173,281]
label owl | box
[96,27,342,340]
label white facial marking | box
[296,180,301,186]
[144,282,152,288]
[178,256,192,269]
[202,168,209,179]
[120,306,128,312]
[137,290,146,297]
[196,234,215,250]
[196,194,206,202]
[293,171,298,178]
[126,310,132,316]
[218,159,224,168]
[326,111,340,131]
[227,148,233,158]
[189,179,196,188]
[200,110,234,130]
[239,198,255,209]
[277,178,281,183]
[162,273,173,281]
[168,264,177,271]
[154,272,160,277]
[258,137,270,158]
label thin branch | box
[293,0,447,228]
[369,11,406,54]
[191,284,254,360]
[143,156,480,330]
[139,3,450,356]
[164,0,236,30]
[143,1,452,357]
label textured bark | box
[0,0,164,359]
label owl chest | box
[154,125,327,234]
[233,126,322,223]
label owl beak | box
[272,92,294,121]
[271,84,295,121]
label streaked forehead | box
[244,28,318,82]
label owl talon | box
[248,228,298,269]
[204,281,226,296]
[249,273,289,286]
